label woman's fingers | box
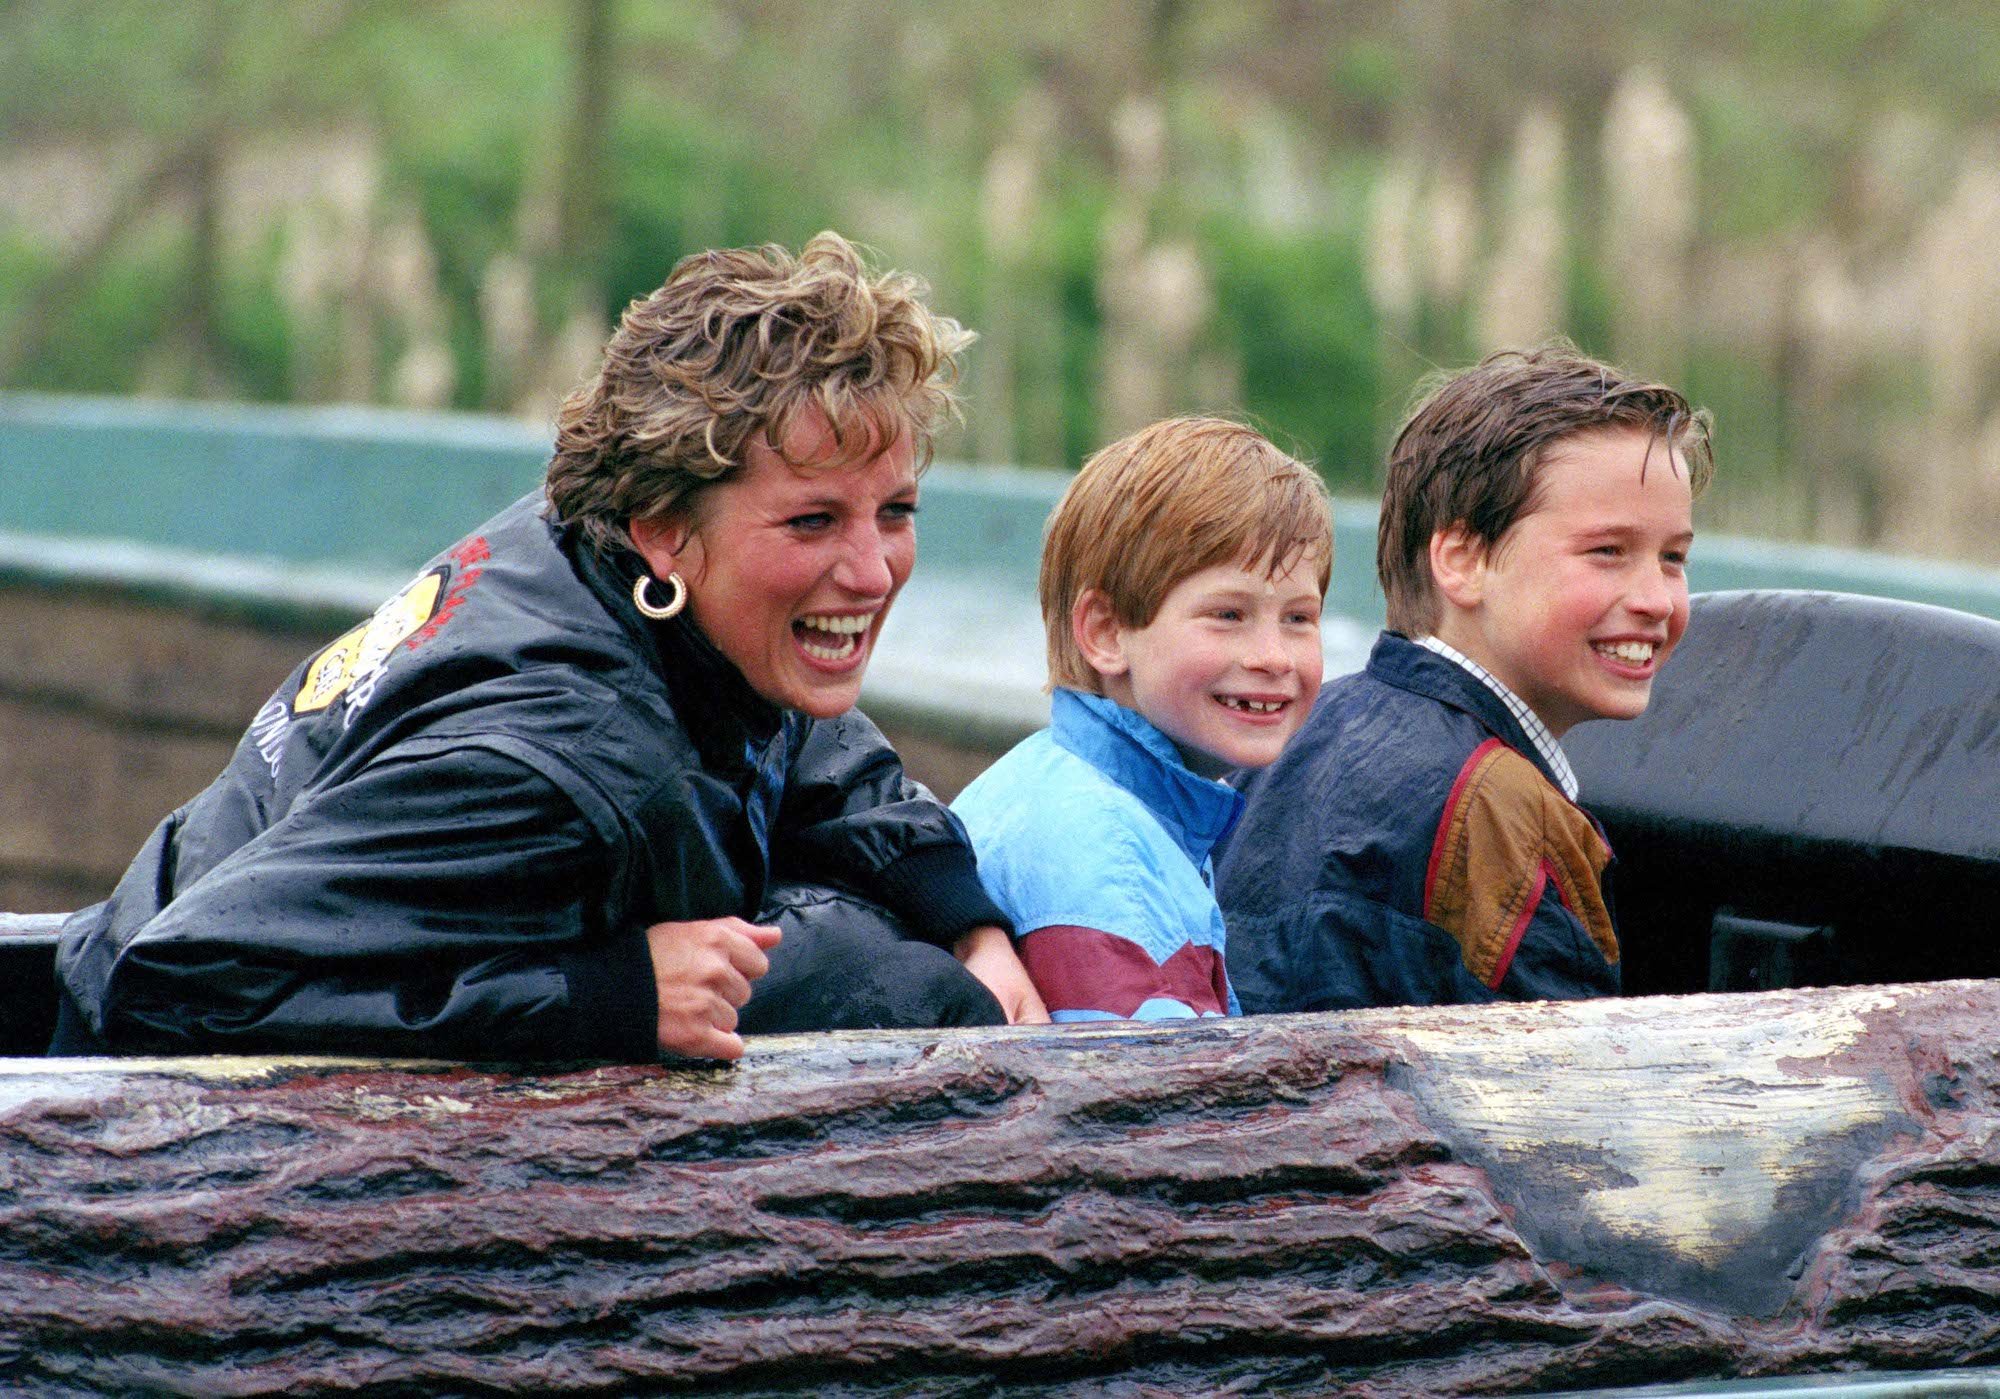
[673,1021,747,1061]
[724,921,781,982]
[709,966,754,1011]
[646,917,784,1057]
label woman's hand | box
[954,925,1051,1025]
[645,917,783,1060]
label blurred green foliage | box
[1207,224,1380,489]
[6,0,2000,552]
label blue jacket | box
[1218,632,1620,1013]
[952,689,1242,1022]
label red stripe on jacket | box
[1018,925,1230,1018]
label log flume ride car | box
[0,590,1996,1397]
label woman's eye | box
[881,501,919,524]
[787,512,835,532]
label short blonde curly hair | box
[546,231,973,554]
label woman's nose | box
[834,527,895,597]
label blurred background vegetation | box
[6,0,2000,561]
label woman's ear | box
[630,515,700,581]
[1072,589,1130,680]
[1429,524,1488,611]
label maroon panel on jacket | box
[1018,925,1228,1018]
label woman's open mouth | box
[794,612,872,665]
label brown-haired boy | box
[1219,345,1714,1010]
[952,417,1333,1022]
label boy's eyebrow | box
[1570,522,1696,543]
[1189,581,1325,604]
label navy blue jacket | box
[53,492,1005,1059]
[1219,632,1620,1013]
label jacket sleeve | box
[1420,741,1621,1002]
[58,745,659,1061]
[1489,880,1623,1000]
[772,711,1009,947]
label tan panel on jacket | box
[1422,739,1618,988]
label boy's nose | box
[1244,624,1295,672]
[1628,565,1679,617]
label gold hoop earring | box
[632,572,687,621]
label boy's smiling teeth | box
[1219,696,1287,713]
[1594,640,1656,664]
[796,612,871,661]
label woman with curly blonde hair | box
[55,233,1046,1062]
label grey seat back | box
[1565,589,2000,995]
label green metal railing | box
[8,390,2000,741]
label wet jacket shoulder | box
[1217,631,1618,1013]
[53,491,1003,1060]
[952,688,1240,1023]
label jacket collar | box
[1365,630,1569,793]
[562,517,785,773]
[1048,688,1243,864]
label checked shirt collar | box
[1416,634,1579,802]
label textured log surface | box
[4,981,1999,1395]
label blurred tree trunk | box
[166,130,233,398]
[555,0,614,302]
[181,2,233,396]
[1096,0,1219,441]
[511,0,616,417]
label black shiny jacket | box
[52,492,1005,1059]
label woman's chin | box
[778,675,867,718]
[766,645,871,717]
